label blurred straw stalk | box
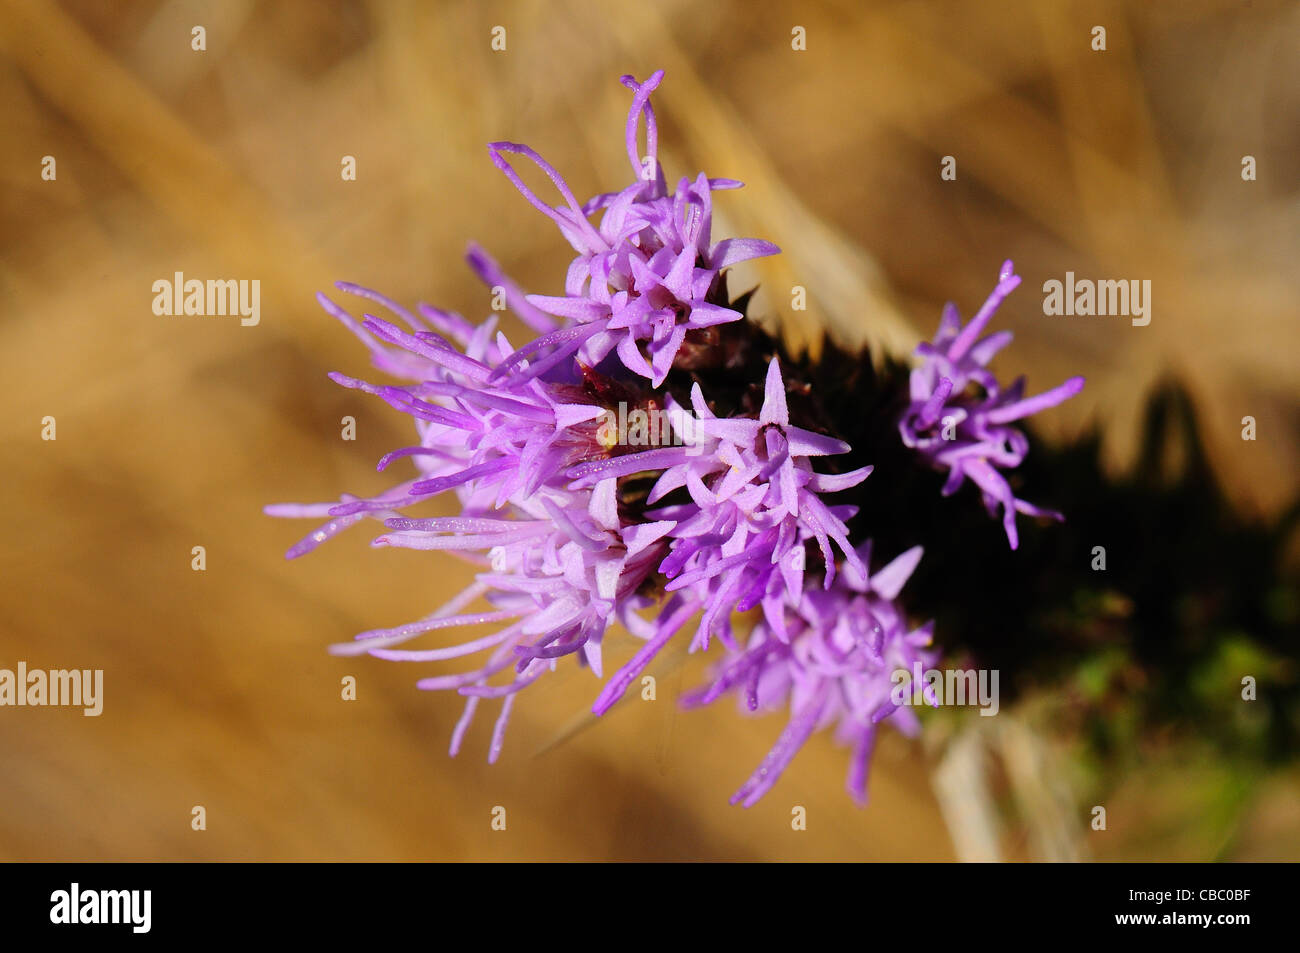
[0,0,1295,860]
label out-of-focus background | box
[1,0,1296,860]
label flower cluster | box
[899,260,1085,548]
[683,543,935,806]
[268,71,1082,805]
[484,70,778,387]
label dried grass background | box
[0,0,1296,860]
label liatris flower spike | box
[267,70,1084,806]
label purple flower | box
[485,70,780,386]
[576,358,873,716]
[266,283,671,758]
[900,259,1085,548]
[684,543,936,806]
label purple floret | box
[900,259,1084,548]
[684,543,936,806]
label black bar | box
[2,863,1283,941]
